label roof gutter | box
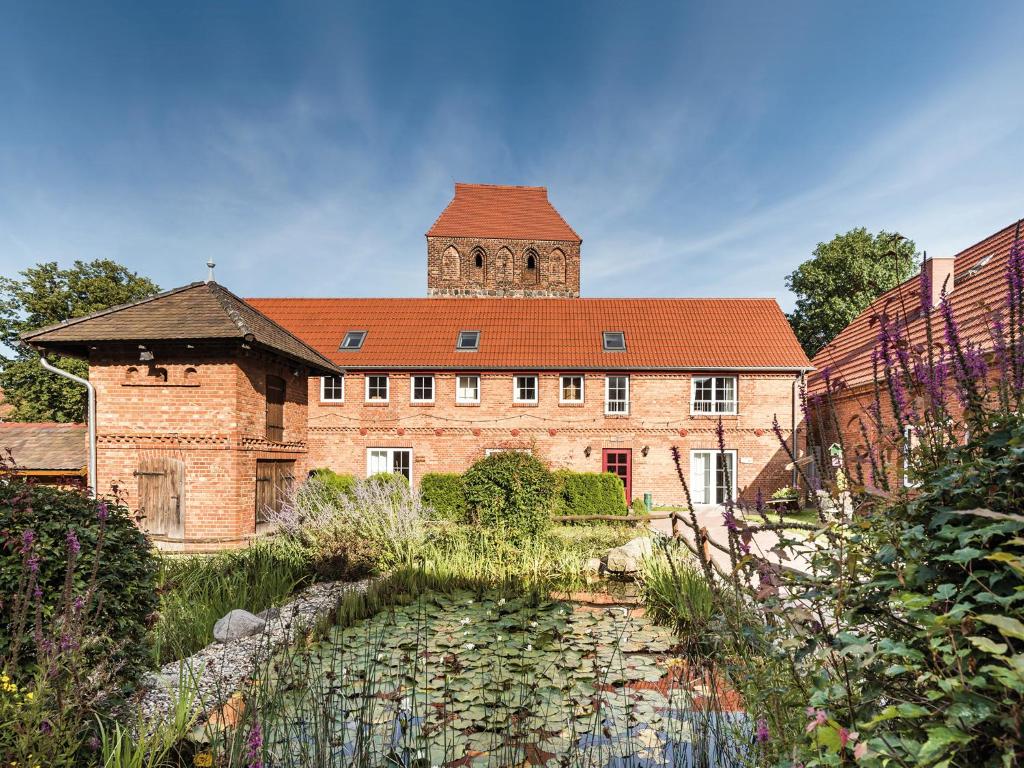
[39,356,96,499]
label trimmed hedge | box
[553,470,627,517]
[420,473,469,523]
[464,452,554,538]
[309,468,356,499]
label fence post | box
[671,511,680,538]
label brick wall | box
[307,370,802,505]
[426,236,581,297]
[89,343,309,551]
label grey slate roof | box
[0,422,87,472]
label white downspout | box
[792,370,805,489]
[39,356,96,498]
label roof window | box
[340,331,367,350]
[457,330,480,351]
[962,253,994,281]
[602,331,626,351]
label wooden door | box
[256,460,295,525]
[136,457,185,539]
[602,449,632,505]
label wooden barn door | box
[136,457,185,539]
[255,460,295,526]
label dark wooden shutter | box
[256,460,295,524]
[266,375,285,442]
[137,457,185,539]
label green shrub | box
[420,473,469,522]
[631,497,648,516]
[0,480,158,684]
[552,470,626,517]
[463,452,554,538]
[309,468,356,500]
[366,471,409,499]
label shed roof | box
[248,296,811,371]
[427,183,581,242]
[21,281,341,374]
[0,422,86,472]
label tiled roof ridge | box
[207,282,254,338]
[455,182,547,192]
[245,296,783,303]
[0,421,85,428]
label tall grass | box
[152,540,311,664]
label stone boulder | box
[213,609,266,643]
[605,536,654,575]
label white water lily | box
[526,644,533,651]
[464,642,476,650]
[530,621,538,628]
[497,598,506,606]
[460,617,471,625]
[496,635,504,642]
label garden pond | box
[249,589,750,768]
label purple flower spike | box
[20,528,35,553]
[97,501,109,521]
[246,721,264,768]
[755,718,770,743]
[66,529,81,556]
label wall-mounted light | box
[583,446,592,458]
[641,446,650,457]
[139,350,154,362]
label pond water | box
[258,590,749,767]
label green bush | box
[464,452,554,538]
[366,471,409,499]
[309,468,356,500]
[420,473,469,522]
[552,470,626,517]
[631,497,648,516]
[0,480,158,683]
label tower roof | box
[427,183,581,242]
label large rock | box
[213,609,266,642]
[605,536,654,575]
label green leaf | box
[967,635,1008,655]
[977,614,1024,641]
[917,726,971,763]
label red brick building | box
[23,182,812,549]
[807,219,1022,487]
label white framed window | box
[560,375,584,404]
[457,375,480,404]
[902,425,919,488]
[602,331,626,351]
[456,330,480,351]
[691,376,738,415]
[411,374,434,403]
[340,330,367,350]
[514,375,538,403]
[485,448,532,456]
[366,448,412,482]
[605,375,629,415]
[320,375,344,402]
[365,375,389,402]
[690,449,737,505]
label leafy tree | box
[786,228,918,357]
[0,260,159,422]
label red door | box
[602,448,632,504]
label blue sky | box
[2,2,1022,309]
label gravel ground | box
[134,578,373,726]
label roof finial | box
[206,260,216,283]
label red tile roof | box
[427,183,581,242]
[0,422,86,471]
[246,297,811,371]
[810,219,1023,393]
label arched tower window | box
[441,245,461,280]
[523,248,539,285]
[548,248,566,285]
[495,246,514,284]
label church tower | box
[426,183,581,297]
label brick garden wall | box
[306,370,802,506]
[426,236,581,297]
[89,344,309,551]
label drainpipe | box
[39,356,96,498]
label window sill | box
[513,402,539,407]
[455,401,480,407]
[410,402,435,407]
[364,401,390,407]
[689,413,740,419]
[604,413,631,419]
[319,401,345,407]
[558,401,585,407]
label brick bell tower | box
[426,183,582,297]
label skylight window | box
[602,331,626,351]
[963,253,994,281]
[340,331,367,350]
[457,330,480,351]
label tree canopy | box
[786,227,919,357]
[0,260,159,422]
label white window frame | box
[690,375,738,415]
[604,375,630,415]
[559,375,585,404]
[456,330,480,351]
[365,374,390,403]
[902,425,920,488]
[602,331,626,351]
[366,447,413,483]
[513,374,538,403]
[341,330,367,350]
[320,375,345,403]
[410,374,435,404]
[456,374,481,404]
[689,449,738,505]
